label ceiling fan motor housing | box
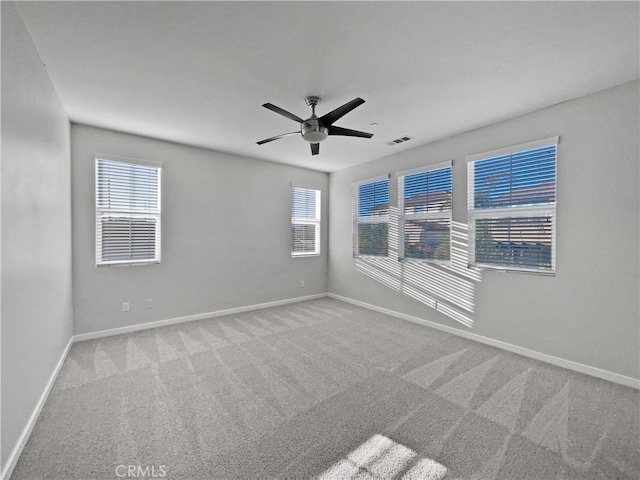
[301,117,328,143]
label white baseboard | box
[2,294,328,480]
[328,293,640,389]
[72,293,328,342]
[1,336,74,480]
[5,291,635,480]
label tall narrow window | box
[353,176,390,257]
[398,161,452,262]
[467,137,558,274]
[96,156,162,266]
[291,186,321,257]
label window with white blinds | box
[467,137,558,274]
[398,161,452,262]
[96,156,162,266]
[353,176,390,257]
[291,186,321,257]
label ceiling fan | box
[256,96,373,155]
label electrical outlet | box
[145,299,153,309]
[300,280,305,288]
[122,302,130,312]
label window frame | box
[398,161,453,264]
[95,154,162,267]
[291,185,321,258]
[352,175,390,258]
[466,137,558,275]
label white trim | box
[356,215,389,224]
[469,204,555,219]
[94,153,163,168]
[327,293,640,390]
[472,263,555,276]
[397,160,452,178]
[465,136,559,163]
[6,291,636,480]
[291,182,322,191]
[72,294,327,342]
[351,173,390,187]
[1,337,74,480]
[2,294,328,479]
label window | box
[291,186,321,257]
[398,162,452,262]
[353,176,390,257]
[467,137,558,274]
[96,156,162,266]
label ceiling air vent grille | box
[387,135,413,146]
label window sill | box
[399,257,451,266]
[97,260,160,268]
[470,263,555,276]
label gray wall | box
[71,125,329,334]
[1,2,73,472]
[329,81,640,380]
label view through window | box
[467,137,558,274]
[398,162,452,262]
[353,176,390,257]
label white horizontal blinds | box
[96,157,161,266]
[353,176,389,256]
[399,162,452,261]
[291,186,321,256]
[467,138,557,273]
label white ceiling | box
[15,1,639,173]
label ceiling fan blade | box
[256,131,299,145]
[327,125,373,138]
[262,103,304,123]
[320,98,365,126]
[311,143,319,155]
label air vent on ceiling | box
[386,135,414,146]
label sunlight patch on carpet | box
[317,434,448,479]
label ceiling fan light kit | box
[257,96,373,155]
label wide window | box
[291,186,321,257]
[467,137,558,274]
[353,176,390,257]
[96,156,162,266]
[398,161,452,262]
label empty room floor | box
[12,298,639,479]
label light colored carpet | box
[11,298,639,479]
